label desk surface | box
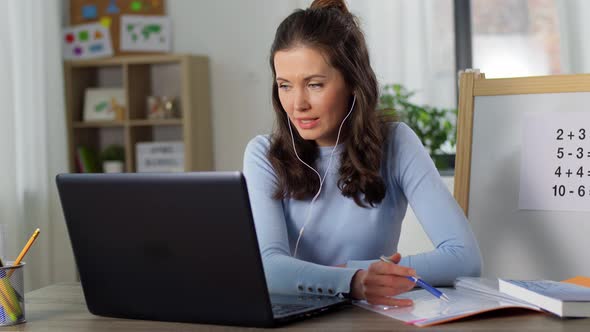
[3,283,590,331]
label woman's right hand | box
[350,253,416,306]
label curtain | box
[556,0,590,74]
[0,0,76,291]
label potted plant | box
[100,144,125,173]
[378,84,457,170]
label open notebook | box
[355,277,539,327]
[355,276,590,327]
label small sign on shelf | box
[136,141,184,172]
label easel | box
[453,71,590,279]
[454,71,590,215]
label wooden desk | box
[3,283,590,331]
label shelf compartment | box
[128,126,183,172]
[71,127,126,173]
[65,64,124,122]
[127,62,182,121]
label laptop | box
[55,172,349,327]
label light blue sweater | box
[243,122,482,297]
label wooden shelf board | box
[129,119,183,126]
[65,54,195,67]
[72,121,126,128]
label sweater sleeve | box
[347,123,482,286]
[394,123,482,285]
[243,136,359,296]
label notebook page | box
[455,277,534,304]
[354,287,540,327]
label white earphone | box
[288,94,356,258]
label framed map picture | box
[120,15,171,52]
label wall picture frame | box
[63,22,114,60]
[120,15,172,52]
[83,88,126,121]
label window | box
[470,0,562,78]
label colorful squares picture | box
[63,22,113,60]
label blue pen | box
[379,255,450,302]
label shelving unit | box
[63,54,213,172]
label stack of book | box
[76,146,100,173]
[499,277,590,317]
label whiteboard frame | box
[454,72,590,215]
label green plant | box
[100,144,125,162]
[378,84,457,168]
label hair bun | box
[310,0,350,15]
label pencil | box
[8,228,40,278]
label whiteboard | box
[468,92,590,280]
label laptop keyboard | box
[272,303,314,316]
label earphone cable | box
[290,95,356,258]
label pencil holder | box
[0,262,25,326]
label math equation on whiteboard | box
[553,128,590,197]
[519,113,590,212]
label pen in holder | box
[0,262,25,326]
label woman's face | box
[274,46,351,147]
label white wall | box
[169,0,299,171]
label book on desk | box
[499,277,590,317]
[354,276,590,327]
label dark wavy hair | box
[269,0,390,208]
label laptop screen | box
[56,172,276,326]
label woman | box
[243,0,482,307]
